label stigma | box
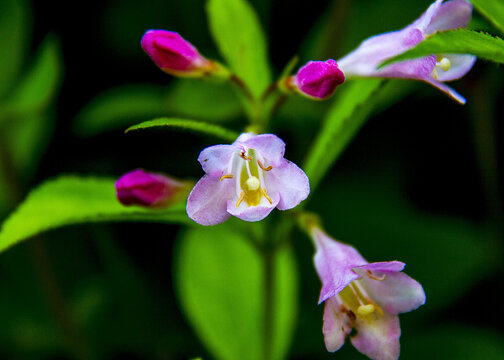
[431,56,451,80]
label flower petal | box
[312,229,367,304]
[355,261,405,274]
[239,134,286,167]
[426,0,472,35]
[410,0,444,33]
[423,77,466,104]
[186,175,234,225]
[323,297,351,352]
[435,54,476,82]
[266,159,310,210]
[355,269,426,315]
[198,144,237,177]
[226,192,279,222]
[350,312,400,360]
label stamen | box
[261,188,273,204]
[258,161,273,171]
[240,151,252,161]
[220,174,234,181]
[357,304,376,316]
[235,191,245,207]
[340,304,356,327]
[366,269,386,281]
[432,68,439,80]
[438,57,451,72]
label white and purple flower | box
[337,0,475,104]
[187,133,310,225]
[311,227,425,360]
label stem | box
[263,243,275,360]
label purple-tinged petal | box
[435,54,476,82]
[240,134,286,167]
[323,297,351,352]
[266,159,310,210]
[426,0,472,35]
[410,0,444,33]
[186,175,234,225]
[312,228,367,304]
[226,192,279,222]
[351,312,401,360]
[115,169,184,207]
[295,59,345,99]
[198,144,237,177]
[378,56,436,80]
[355,261,405,274]
[423,77,466,104]
[354,268,426,315]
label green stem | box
[263,243,275,360]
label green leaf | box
[207,0,271,98]
[125,117,239,142]
[303,78,384,192]
[381,29,504,67]
[175,220,297,360]
[73,81,242,137]
[0,0,30,98]
[1,34,62,117]
[0,176,190,254]
[472,0,504,34]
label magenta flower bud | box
[115,169,186,208]
[141,30,215,77]
[290,59,345,100]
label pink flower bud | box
[292,59,345,100]
[141,30,213,77]
[115,169,185,208]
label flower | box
[337,0,475,104]
[186,133,310,225]
[311,227,425,360]
[115,169,187,208]
[283,59,345,100]
[141,30,227,78]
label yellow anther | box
[245,176,260,191]
[439,57,451,72]
[258,161,273,171]
[235,191,245,207]
[357,304,376,316]
[220,174,234,181]
[261,188,273,204]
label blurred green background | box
[0,0,503,359]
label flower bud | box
[284,59,345,100]
[115,169,186,208]
[141,30,223,78]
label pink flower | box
[186,133,310,225]
[311,227,425,360]
[141,30,217,77]
[337,0,475,104]
[286,59,345,99]
[115,169,186,208]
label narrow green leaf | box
[126,117,239,142]
[381,29,504,67]
[73,81,242,136]
[303,78,384,192]
[472,0,504,34]
[175,220,297,360]
[0,0,30,98]
[0,176,190,254]
[207,0,271,97]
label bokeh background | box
[0,0,503,359]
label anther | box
[261,188,273,204]
[220,174,234,181]
[240,151,252,161]
[357,304,376,316]
[235,191,245,207]
[366,270,386,281]
[258,161,273,171]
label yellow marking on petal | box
[357,304,376,316]
[236,191,245,207]
[258,161,273,171]
[220,174,234,181]
[262,188,273,204]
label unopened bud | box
[284,59,345,100]
[115,169,186,208]
[141,30,227,78]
